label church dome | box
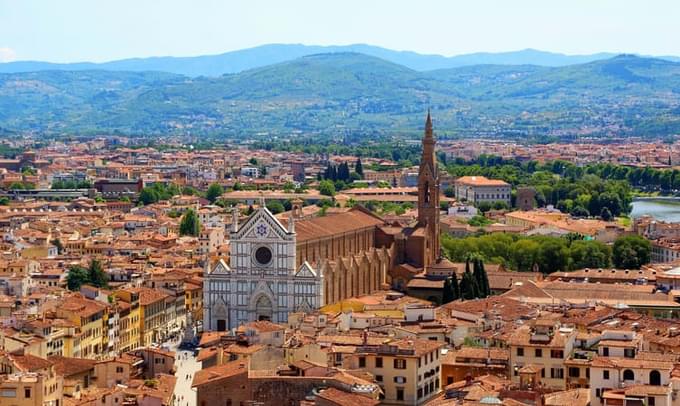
[428,256,457,272]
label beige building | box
[454,176,511,206]
[507,319,576,390]
[348,338,444,405]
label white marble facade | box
[203,206,323,331]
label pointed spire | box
[425,109,433,135]
[231,207,239,233]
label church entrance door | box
[255,295,273,321]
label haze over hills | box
[2,43,680,77]
[1,52,680,139]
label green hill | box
[1,53,679,138]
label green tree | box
[460,270,479,300]
[87,259,108,288]
[319,180,336,196]
[355,158,364,178]
[206,183,224,203]
[139,188,159,205]
[569,240,612,270]
[612,235,651,269]
[66,265,89,291]
[536,238,569,273]
[511,239,540,272]
[0,197,9,205]
[51,238,64,255]
[266,200,285,214]
[473,257,490,297]
[179,208,201,236]
[442,277,454,304]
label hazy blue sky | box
[1,0,679,63]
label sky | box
[1,0,679,63]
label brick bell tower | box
[417,110,440,267]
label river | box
[631,198,680,222]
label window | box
[375,357,383,368]
[394,376,407,384]
[649,396,656,406]
[569,367,580,378]
[623,369,635,381]
[624,348,635,358]
[535,349,542,358]
[376,375,383,382]
[396,388,404,401]
[603,370,610,380]
[359,357,366,368]
[447,377,454,385]
[516,347,524,356]
[550,350,564,359]
[602,347,609,356]
[418,388,423,398]
[550,368,564,379]
[116,367,124,373]
[24,388,31,398]
[650,370,661,386]
[586,368,590,379]
[394,359,406,369]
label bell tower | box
[417,110,440,267]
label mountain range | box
[1,52,680,139]
[2,43,680,77]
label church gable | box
[233,207,289,241]
[210,258,231,274]
[295,261,318,278]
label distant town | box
[2,113,680,406]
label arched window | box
[623,369,635,381]
[650,370,661,386]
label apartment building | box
[348,337,444,405]
[507,319,577,390]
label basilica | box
[203,112,442,331]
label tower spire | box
[425,108,433,136]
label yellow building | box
[55,295,107,359]
[348,338,445,405]
[120,287,167,346]
[114,289,142,352]
[185,281,203,322]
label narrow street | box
[168,339,201,406]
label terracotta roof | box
[316,387,380,406]
[591,354,674,370]
[281,208,383,243]
[456,176,509,187]
[7,353,53,372]
[48,356,97,376]
[192,361,248,387]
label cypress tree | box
[442,277,453,304]
[355,158,364,178]
[460,270,479,300]
[179,208,201,236]
[451,272,460,300]
[480,260,490,297]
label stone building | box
[204,113,443,331]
